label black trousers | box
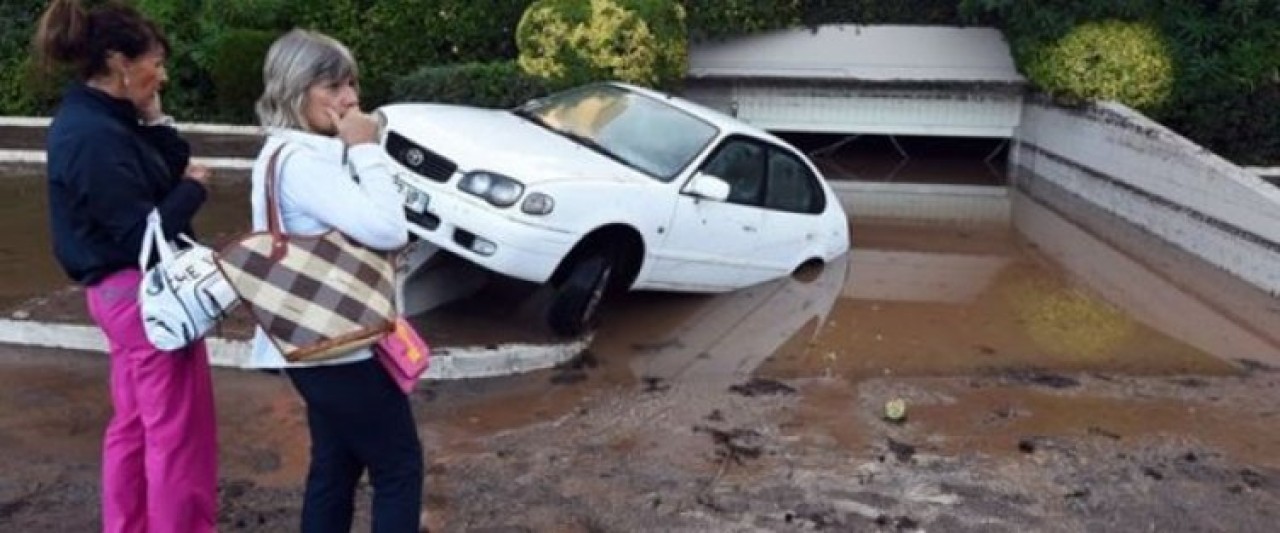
[288,358,423,532]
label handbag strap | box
[264,143,290,260]
[137,208,175,269]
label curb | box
[0,116,261,135]
[0,318,587,381]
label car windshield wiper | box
[511,108,657,179]
[555,128,655,177]
[511,107,550,129]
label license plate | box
[396,178,430,213]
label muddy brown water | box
[4,161,1280,529]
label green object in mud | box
[884,398,907,422]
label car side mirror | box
[685,172,731,202]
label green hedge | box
[516,0,687,90]
[304,0,531,105]
[1,0,1276,164]
[392,61,548,108]
[963,0,1280,164]
[682,0,799,42]
[205,29,276,123]
[799,0,961,26]
[1024,20,1174,112]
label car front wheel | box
[547,252,614,337]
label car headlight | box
[458,170,524,207]
[521,192,555,215]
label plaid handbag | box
[215,144,395,362]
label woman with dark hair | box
[35,1,218,531]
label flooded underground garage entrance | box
[2,138,1277,379]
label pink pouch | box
[375,316,430,394]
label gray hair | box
[255,29,358,131]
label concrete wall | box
[1011,98,1280,295]
[831,181,1009,226]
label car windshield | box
[513,84,719,182]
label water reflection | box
[760,194,1279,382]
[621,254,849,385]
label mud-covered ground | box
[1,343,1278,532]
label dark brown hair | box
[33,0,170,79]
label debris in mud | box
[549,369,587,385]
[641,376,669,393]
[551,350,599,385]
[1170,377,1209,388]
[695,425,765,464]
[887,438,916,463]
[883,398,907,423]
[1240,469,1267,489]
[875,514,921,531]
[1064,488,1090,500]
[728,378,796,397]
[785,503,844,528]
[1017,437,1042,454]
[1003,368,1081,389]
[630,339,683,353]
[1238,359,1278,374]
[975,344,997,355]
[705,409,724,422]
[1142,467,1165,481]
[1087,426,1121,440]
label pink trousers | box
[86,269,218,533]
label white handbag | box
[137,209,239,350]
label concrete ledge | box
[0,318,587,381]
[0,116,261,135]
[0,149,253,172]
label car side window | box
[700,139,765,206]
[765,150,824,214]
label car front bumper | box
[396,172,575,284]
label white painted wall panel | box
[832,181,1009,226]
[684,83,1023,138]
[1016,102,1280,241]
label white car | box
[377,82,850,336]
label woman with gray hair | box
[247,28,423,532]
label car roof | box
[605,81,792,148]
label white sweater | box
[244,128,408,369]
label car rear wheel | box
[547,252,614,337]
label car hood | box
[380,103,656,186]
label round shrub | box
[517,0,688,90]
[1024,20,1174,111]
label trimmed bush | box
[517,0,688,90]
[800,0,962,26]
[0,0,56,115]
[392,61,548,108]
[1024,20,1174,112]
[308,0,531,106]
[206,29,277,123]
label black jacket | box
[46,83,207,285]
